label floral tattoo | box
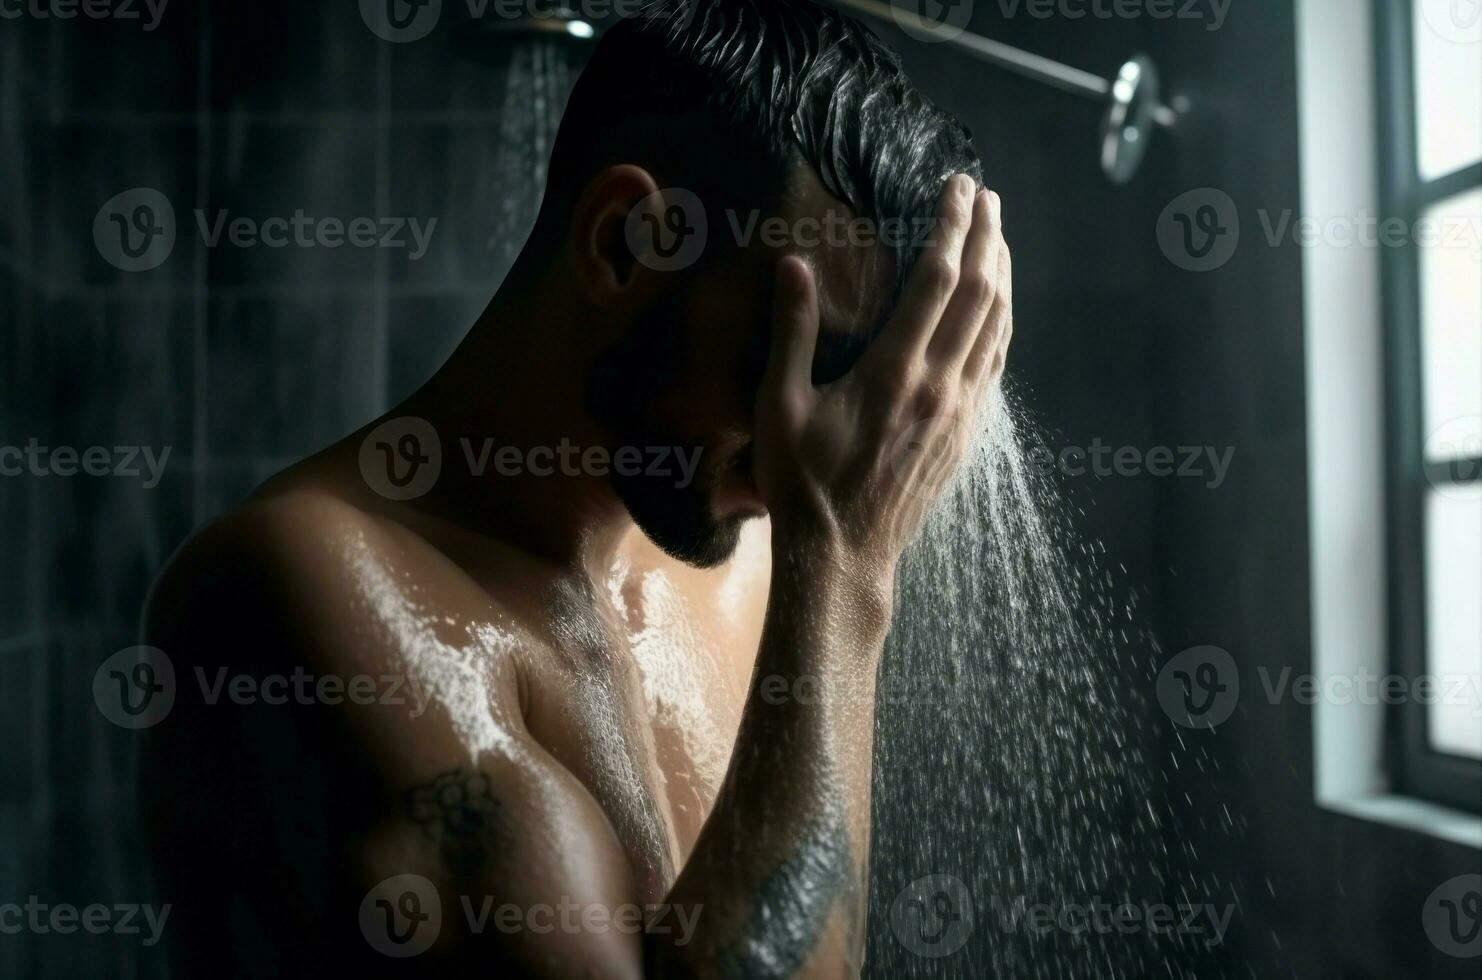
[405,769,501,868]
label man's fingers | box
[867,174,976,367]
[763,255,820,401]
[926,188,998,370]
[966,236,1012,388]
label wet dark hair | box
[523,0,983,292]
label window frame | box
[1374,0,1482,814]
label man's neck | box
[375,287,634,581]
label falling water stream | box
[866,385,1243,978]
[489,39,579,274]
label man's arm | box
[650,175,1010,976]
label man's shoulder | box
[143,484,394,653]
[143,476,546,670]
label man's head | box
[511,0,983,567]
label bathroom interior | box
[1,0,1479,976]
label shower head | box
[451,2,600,63]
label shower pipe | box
[827,0,1184,183]
[451,0,1182,184]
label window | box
[1376,0,1482,813]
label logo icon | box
[1419,0,1481,46]
[93,188,176,272]
[1424,416,1482,501]
[889,874,974,958]
[1156,645,1239,729]
[1158,189,1240,272]
[359,417,442,501]
[891,0,974,44]
[1424,873,1482,958]
[359,874,442,957]
[625,187,708,272]
[360,0,442,43]
[93,646,176,729]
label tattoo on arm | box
[717,807,859,979]
[404,769,501,871]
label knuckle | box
[913,381,952,420]
[983,191,1002,225]
[962,270,994,308]
[946,188,975,224]
[779,390,808,425]
[923,255,959,294]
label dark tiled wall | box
[1,4,568,975]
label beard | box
[585,294,746,569]
[610,458,746,569]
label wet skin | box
[140,169,1010,977]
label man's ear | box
[567,164,668,309]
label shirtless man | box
[138,1,1010,975]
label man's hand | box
[656,183,1012,975]
[754,174,1013,579]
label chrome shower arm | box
[831,0,1114,100]
[827,0,1183,182]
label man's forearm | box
[650,535,892,978]
[648,175,1006,978]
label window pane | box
[1425,490,1482,759]
[1420,188,1482,458]
[1413,0,1482,180]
